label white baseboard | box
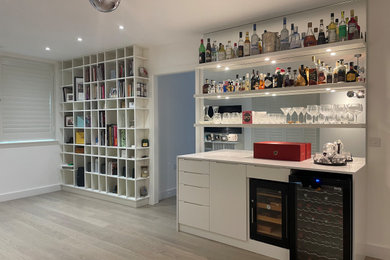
[366,243,390,260]
[159,187,176,200]
[0,184,61,202]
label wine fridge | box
[249,179,289,248]
[289,170,352,260]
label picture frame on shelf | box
[66,93,74,102]
[65,116,74,127]
[62,87,73,102]
[74,77,84,101]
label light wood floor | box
[0,191,274,260]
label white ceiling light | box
[271,60,276,64]
[45,47,51,51]
[89,0,121,12]
[265,57,270,61]
[77,37,83,42]
[119,25,124,30]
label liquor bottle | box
[250,24,260,55]
[296,65,308,86]
[328,13,337,43]
[233,43,238,58]
[202,79,210,94]
[244,32,251,56]
[250,69,257,90]
[293,69,298,86]
[339,11,347,41]
[318,60,327,84]
[337,59,346,82]
[333,60,339,83]
[355,16,361,39]
[346,62,359,82]
[245,73,250,90]
[326,66,333,83]
[301,32,306,47]
[308,56,318,85]
[290,25,301,49]
[355,53,365,82]
[275,68,283,88]
[255,71,260,89]
[240,76,246,91]
[317,19,326,44]
[259,73,265,89]
[280,17,290,51]
[335,18,339,41]
[348,10,357,40]
[238,32,244,58]
[205,38,212,63]
[199,39,205,64]
[211,41,218,62]
[209,80,216,93]
[234,75,240,92]
[284,67,292,87]
[304,22,317,47]
[264,73,273,88]
[218,43,226,61]
[314,27,318,40]
[226,41,233,59]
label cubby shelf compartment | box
[197,39,366,70]
[60,44,151,208]
[195,82,366,99]
[195,123,366,129]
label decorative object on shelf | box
[76,115,84,127]
[75,146,84,154]
[63,87,73,102]
[66,93,74,102]
[76,167,85,187]
[313,139,352,166]
[141,166,149,178]
[140,186,148,197]
[141,139,149,147]
[121,149,126,158]
[75,131,84,144]
[139,67,148,78]
[65,116,74,127]
[227,134,238,142]
[242,111,253,124]
[74,77,84,101]
[89,0,120,13]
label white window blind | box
[0,57,54,143]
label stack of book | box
[107,161,118,175]
[100,83,105,99]
[97,63,105,81]
[118,80,125,97]
[107,124,118,147]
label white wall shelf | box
[59,45,152,207]
[195,123,366,129]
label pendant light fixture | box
[89,0,121,13]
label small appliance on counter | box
[253,141,311,161]
[313,139,353,166]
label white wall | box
[365,1,390,258]
[156,71,196,200]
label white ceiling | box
[0,0,344,61]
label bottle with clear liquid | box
[317,19,326,44]
[328,13,337,43]
[280,17,290,50]
[290,25,301,49]
[339,11,347,41]
[205,38,212,63]
[238,32,244,58]
[304,22,317,47]
[226,41,233,60]
[250,24,260,55]
[318,60,327,84]
[335,18,339,41]
[217,43,226,61]
[211,41,218,62]
[244,32,251,56]
[233,43,238,59]
[245,73,250,90]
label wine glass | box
[320,104,333,124]
[280,107,291,123]
[204,105,211,122]
[347,103,363,123]
[213,113,222,124]
[288,108,295,123]
[306,105,319,124]
[212,106,219,120]
[292,107,304,123]
[301,108,307,124]
[333,104,346,124]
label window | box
[0,57,55,143]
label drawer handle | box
[182,184,208,189]
[183,201,208,207]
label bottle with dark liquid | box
[238,32,244,57]
[264,73,273,88]
[202,79,210,94]
[346,62,359,82]
[326,66,333,83]
[337,59,346,82]
[333,61,339,83]
[308,56,318,85]
[317,19,326,44]
[250,69,256,90]
[199,39,205,64]
[255,71,260,90]
[205,38,212,63]
[304,22,317,47]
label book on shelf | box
[75,131,84,144]
[97,63,105,81]
[106,124,118,147]
[85,115,91,127]
[94,158,98,172]
[92,66,97,82]
[118,63,124,78]
[100,130,105,146]
[74,77,84,101]
[76,115,84,127]
[118,80,125,97]
[62,87,73,102]
[120,129,126,147]
[108,161,118,175]
[85,85,90,100]
[127,58,133,77]
[99,111,106,127]
[75,146,84,154]
[100,83,105,99]
[85,67,90,82]
[92,84,98,100]
[127,83,132,97]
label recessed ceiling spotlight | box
[265,57,270,61]
[45,47,51,51]
[326,48,332,52]
[330,52,336,56]
[119,25,124,30]
[271,60,276,64]
[216,64,222,68]
[224,67,230,71]
[77,37,83,42]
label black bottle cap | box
[207,38,210,42]
[239,32,242,37]
[267,73,270,76]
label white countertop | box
[178,150,365,175]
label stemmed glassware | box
[204,105,211,122]
[306,105,319,124]
[333,104,346,123]
[280,107,291,123]
[292,107,304,123]
[347,103,363,123]
[319,104,333,124]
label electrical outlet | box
[368,137,381,147]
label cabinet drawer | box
[179,201,209,231]
[179,159,209,174]
[179,184,209,206]
[179,171,209,188]
[247,165,290,183]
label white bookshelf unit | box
[60,45,151,207]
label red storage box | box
[253,141,311,161]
